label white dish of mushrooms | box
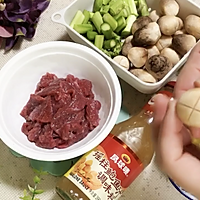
[52,0,200,94]
[115,0,198,86]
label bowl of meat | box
[0,41,122,161]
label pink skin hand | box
[152,42,200,199]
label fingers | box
[175,42,200,99]
[189,127,200,138]
[152,94,169,147]
[158,99,183,166]
[156,99,200,198]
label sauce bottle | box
[56,82,175,200]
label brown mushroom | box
[156,35,172,51]
[121,35,134,56]
[160,0,180,16]
[160,47,180,66]
[128,47,148,68]
[174,29,187,35]
[171,34,196,57]
[145,55,173,80]
[132,22,161,47]
[130,69,157,83]
[147,45,160,59]
[158,16,183,36]
[149,10,160,22]
[184,15,200,40]
[131,16,152,35]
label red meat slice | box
[20,73,101,149]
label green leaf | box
[33,176,41,184]
[27,185,35,193]
[19,195,32,200]
[33,168,48,175]
[34,189,44,194]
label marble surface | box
[0,0,200,199]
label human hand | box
[152,42,200,199]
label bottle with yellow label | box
[56,82,175,200]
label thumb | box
[152,94,170,147]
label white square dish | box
[51,0,200,94]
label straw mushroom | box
[174,29,187,35]
[172,34,196,57]
[132,22,161,47]
[128,47,148,68]
[113,55,130,70]
[130,69,157,83]
[131,16,152,35]
[121,35,134,56]
[147,45,160,59]
[184,15,200,39]
[160,0,180,16]
[160,47,180,66]
[145,55,173,80]
[158,16,183,36]
[156,35,172,51]
[149,10,160,22]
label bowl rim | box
[169,178,197,200]
[0,41,122,161]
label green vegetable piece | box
[103,0,111,5]
[87,31,98,40]
[101,23,113,39]
[112,32,121,41]
[113,41,123,54]
[70,10,85,28]
[138,0,149,16]
[125,0,138,16]
[89,12,94,19]
[109,0,118,7]
[113,8,128,20]
[92,11,104,33]
[103,13,118,31]
[93,0,103,12]
[101,49,114,57]
[82,9,90,24]
[73,24,93,34]
[121,14,137,37]
[109,0,125,16]
[103,39,117,49]
[94,35,104,49]
[100,5,110,15]
[115,16,127,33]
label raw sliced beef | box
[20,73,101,149]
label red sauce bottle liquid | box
[56,82,175,200]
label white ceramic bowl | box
[169,179,197,200]
[0,41,122,161]
[51,0,200,94]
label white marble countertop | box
[0,0,200,199]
